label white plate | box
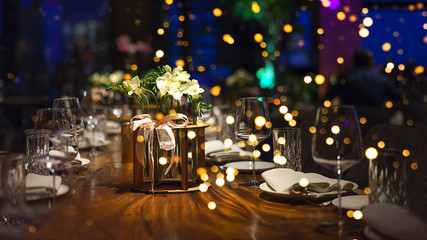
[79,139,111,149]
[259,181,358,200]
[26,184,70,201]
[332,195,369,210]
[71,157,91,168]
[362,203,427,240]
[224,161,276,172]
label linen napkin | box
[261,168,341,193]
[205,140,251,156]
[26,173,62,192]
[362,203,427,240]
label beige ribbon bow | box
[130,113,188,192]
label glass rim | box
[273,127,301,132]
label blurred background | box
[0,0,426,155]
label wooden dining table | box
[22,135,368,240]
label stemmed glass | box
[235,97,271,189]
[34,108,75,197]
[53,97,85,136]
[83,106,106,156]
[311,105,363,236]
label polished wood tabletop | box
[23,136,368,240]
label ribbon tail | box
[149,126,155,193]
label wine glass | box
[53,97,85,136]
[311,105,363,236]
[234,97,271,189]
[84,106,107,156]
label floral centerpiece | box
[108,65,211,193]
[108,65,211,124]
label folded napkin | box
[205,140,251,156]
[261,168,349,194]
[26,173,62,191]
[362,203,427,240]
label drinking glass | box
[84,106,107,156]
[235,97,271,189]
[1,153,33,238]
[53,97,85,136]
[273,127,301,171]
[311,105,363,236]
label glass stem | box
[251,145,256,187]
[337,166,343,236]
[92,125,96,154]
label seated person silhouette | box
[327,49,401,108]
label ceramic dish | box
[224,161,276,172]
[71,157,91,168]
[78,139,111,149]
[26,184,70,201]
[259,181,357,200]
[332,195,369,210]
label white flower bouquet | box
[89,70,124,87]
[108,65,211,124]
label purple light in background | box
[319,0,341,10]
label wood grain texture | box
[23,137,368,240]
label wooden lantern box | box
[130,123,209,193]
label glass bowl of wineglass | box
[311,105,363,236]
[234,97,271,189]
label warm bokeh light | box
[323,100,331,107]
[336,11,346,21]
[317,28,324,35]
[377,141,385,148]
[224,138,233,148]
[279,105,288,114]
[299,178,309,187]
[289,119,297,127]
[187,130,196,139]
[254,116,266,127]
[337,57,344,64]
[273,155,287,165]
[402,149,410,157]
[216,178,225,186]
[253,150,261,158]
[314,74,325,85]
[277,137,286,145]
[309,126,316,133]
[303,75,312,84]
[226,116,235,125]
[283,24,293,33]
[222,34,235,44]
[331,125,340,134]
[155,50,164,58]
[365,147,378,160]
[326,137,334,145]
[414,66,424,75]
[359,28,369,38]
[385,101,393,108]
[175,59,185,67]
[284,113,293,121]
[251,1,261,13]
[199,183,208,192]
[210,85,221,96]
[254,33,263,43]
[262,144,270,152]
[211,165,219,173]
[137,135,144,143]
[165,0,173,5]
[159,157,167,165]
[382,42,391,52]
[363,17,373,27]
[353,210,363,220]
[157,28,165,35]
[208,201,216,210]
[213,8,222,17]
